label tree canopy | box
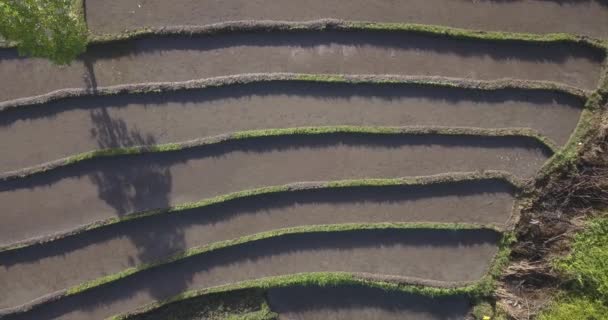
[0,0,87,64]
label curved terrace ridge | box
[0,170,522,253]
[0,175,518,309]
[83,0,608,39]
[0,225,502,320]
[0,74,589,113]
[0,24,604,102]
[0,76,585,173]
[0,129,551,246]
[0,126,557,181]
[81,20,608,47]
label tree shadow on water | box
[87,108,189,299]
[82,56,97,93]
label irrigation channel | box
[0,0,606,319]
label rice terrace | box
[0,1,607,320]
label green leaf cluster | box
[539,216,608,320]
[556,217,608,301]
[0,0,87,64]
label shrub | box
[0,0,87,64]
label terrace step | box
[0,131,550,246]
[83,0,608,38]
[0,29,603,102]
[1,227,501,320]
[0,78,583,173]
[0,178,516,309]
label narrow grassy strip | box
[0,73,588,112]
[85,20,607,51]
[229,309,276,320]
[1,17,604,50]
[295,74,589,97]
[0,126,557,182]
[109,231,514,320]
[0,223,503,317]
[0,170,522,254]
[346,22,607,50]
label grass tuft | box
[538,296,608,320]
[555,217,608,301]
[537,216,608,320]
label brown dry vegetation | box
[497,109,608,319]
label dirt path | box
[0,31,602,102]
[84,0,608,39]
[0,82,583,173]
[3,229,500,320]
[0,134,549,246]
[0,179,515,309]
[267,285,471,320]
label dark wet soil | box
[0,31,603,102]
[84,0,608,39]
[267,285,471,320]
[0,134,550,246]
[0,179,515,309]
[0,82,583,173]
[3,229,500,320]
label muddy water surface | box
[268,285,471,320]
[0,31,602,102]
[84,0,608,38]
[0,180,515,309]
[3,229,500,320]
[0,82,583,173]
[0,134,549,245]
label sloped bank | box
[0,23,604,102]
[0,176,518,309]
[0,225,502,320]
[0,76,585,173]
[0,128,552,246]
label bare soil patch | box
[0,82,583,173]
[3,229,500,320]
[0,31,602,102]
[0,180,515,309]
[0,133,550,246]
[84,0,608,38]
